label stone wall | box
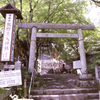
[0,89,11,100]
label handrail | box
[28,72,34,99]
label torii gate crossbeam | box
[18,22,94,30]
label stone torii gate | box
[18,23,95,78]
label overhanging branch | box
[92,0,100,3]
[92,0,100,7]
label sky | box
[86,1,100,27]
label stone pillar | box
[15,60,21,70]
[77,29,87,74]
[24,79,27,98]
[95,65,99,80]
[28,27,37,73]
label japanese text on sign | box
[0,70,22,87]
[1,14,16,61]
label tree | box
[92,0,100,7]
[0,0,96,66]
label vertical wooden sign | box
[1,13,16,62]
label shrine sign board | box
[0,70,22,87]
[1,13,16,62]
[73,60,82,69]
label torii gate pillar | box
[77,29,87,74]
[78,29,92,79]
[28,27,37,73]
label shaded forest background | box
[0,0,100,74]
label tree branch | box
[13,0,15,6]
[92,0,100,7]
[92,0,100,3]
[44,1,63,23]
[29,0,39,22]
[20,0,22,14]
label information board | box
[0,70,22,87]
[73,60,82,69]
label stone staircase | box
[30,74,99,100]
[41,60,53,75]
[30,88,98,100]
[31,54,99,100]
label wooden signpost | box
[0,3,23,87]
[1,13,16,61]
[0,3,23,62]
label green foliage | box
[0,0,99,74]
[84,29,100,73]
[34,76,43,89]
[0,88,6,94]
[86,38,100,65]
[54,38,79,63]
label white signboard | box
[73,60,82,69]
[1,13,16,61]
[0,70,22,87]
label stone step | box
[41,74,58,77]
[42,85,72,89]
[31,88,98,95]
[41,74,55,78]
[76,80,98,88]
[30,93,99,100]
[42,77,53,80]
[41,67,49,69]
[89,99,99,100]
